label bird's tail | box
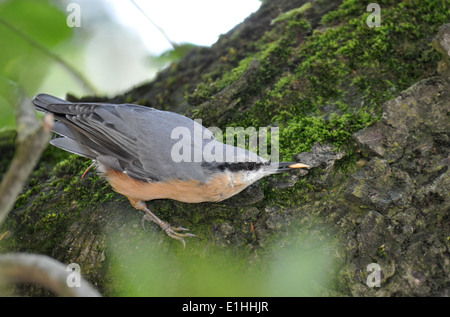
[33,93,70,113]
[32,93,99,160]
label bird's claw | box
[141,214,198,249]
[164,229,198,250]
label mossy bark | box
[1,0,449,296]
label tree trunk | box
[1,0,449,296]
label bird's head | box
[209,143,310,187]
[219,161,310,186]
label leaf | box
[151,43,197,66]
[0,76,21,131]
[0,0,73,130]
[0,0,72,93]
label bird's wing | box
[33,93,217,182]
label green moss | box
[271,2,313,24]
[181,0,450,220]
[187,0,447,165]
[188,16,311,117]
[189,56,254,104]
[1,147,119,257]
[376,244,387,258]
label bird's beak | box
[273,162,310,173]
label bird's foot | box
[128,198,198,248]
[141,211,197,249]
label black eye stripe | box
[210,162,264,172]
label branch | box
[0,91,53,225]
[0,85,102,296]
[0,253,101,297]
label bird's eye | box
[248,162,255,170]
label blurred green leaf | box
[0,0,73,130]
[0,76,21,130]
[0,0,70,47]
[108,221,335,297]
[0,96,16,130]
[150,43,197,67]
[161,43,197,60]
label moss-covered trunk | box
[1,0,449,296]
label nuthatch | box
[33,94,309,247]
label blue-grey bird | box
[33,93,309,247]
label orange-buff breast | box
[104,170,248,203]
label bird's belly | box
[104,170,248,203]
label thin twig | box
[130,0,178,50]
[0,253,101,297]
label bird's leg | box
[128,198,197,248]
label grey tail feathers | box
[32,93,97,160]
[33,93,70,112]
